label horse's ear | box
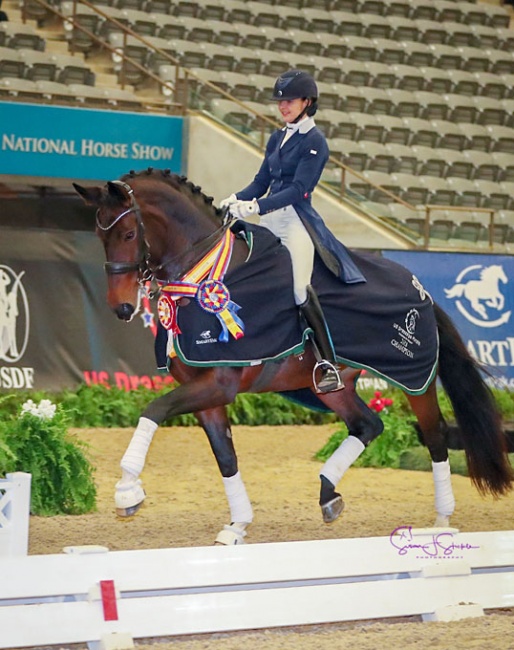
[107,181,131,202]
[73,183,102,206]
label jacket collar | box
[283,116,316,136]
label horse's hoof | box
[116,501,144,518]
[214,523,248,545]
[321,495,345,523]
[433,514,451,528]
[114,478,145,518]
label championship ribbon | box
[157,229,245,344]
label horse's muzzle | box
[115,303,135,321]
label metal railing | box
[424,205,497,250]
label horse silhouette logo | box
[405,309,419,335]
[0,265,30,363]
[444,264,510,328]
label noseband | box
[96,181,152,281]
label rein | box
[157,223,230,283]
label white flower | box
[20,399,39,417]
[20,399,56,421]
[37,400,57,420]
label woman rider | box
[221,69,365,394]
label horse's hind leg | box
[315,370,384,523]
[406,380,455,527]
[195,407,253,545]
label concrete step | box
[44,38,78,55]
[2,2,30,24]
[97,76,134,93]
[3,0,22,16]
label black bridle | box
[96,181,152,282]
[97,180,231,287]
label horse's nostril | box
[115,303,135,321]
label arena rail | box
[0,472,31,557]
[0,529,513,650]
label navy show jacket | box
[236,123,365,284]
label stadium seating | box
[465,150,502,182]
[430,218,455,240]
[412,145,447,177]
[0,46,28,78]
[2,0,513,249]
[0,21,45,50]
[443,149,474,179]
[19,49,58,81]
[359,12,392,38]
[493,152,514,182]
[328,137,365,169]
[415,90,449,120]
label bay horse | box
[74,169,513,545]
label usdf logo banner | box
[383,251,513,390]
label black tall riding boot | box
[300,285,344,394]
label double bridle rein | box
[97,180,230,289]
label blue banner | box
[383,251,514,390]
[0,103,183,180]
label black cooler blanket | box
[169,222,438,395]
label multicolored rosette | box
[157,293,180,334]
[197,279,244,342]
[156,229,245,346]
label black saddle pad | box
[172,223,306,366]
[313,250,438,394]
[169,223,438,395]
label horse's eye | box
[124,230,136,242]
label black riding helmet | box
[271,69,318,118]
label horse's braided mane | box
[120,167,224,221]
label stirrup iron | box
[312,359,345,394]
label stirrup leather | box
[312,360,345,394]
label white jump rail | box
[0,529,513,649]
[0,472,31,557]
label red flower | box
[368,391,393,413]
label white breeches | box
[259,205,315,305]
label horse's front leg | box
[115,413,158,516]
[407,381,455,528]
[195,407,253,545]
[115,367,244,518]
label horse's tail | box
[443,284,464,299]
[434,302,513,497]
